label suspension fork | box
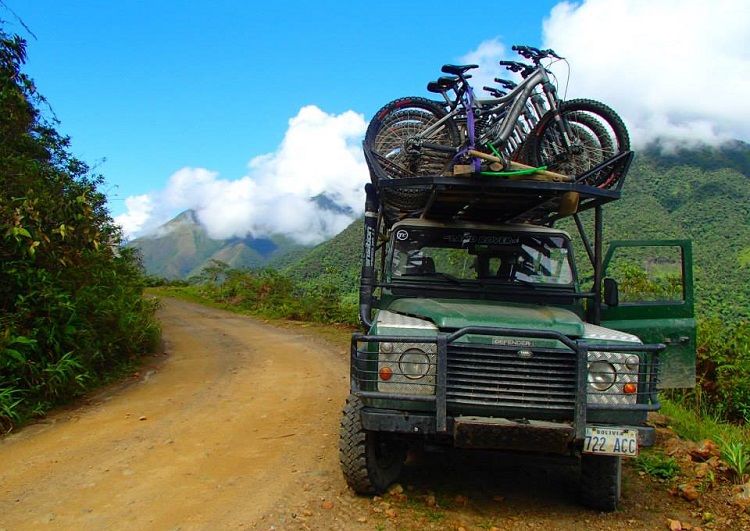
[539,79,577,152]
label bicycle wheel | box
[365,97,460,183]
[529,99,629,188]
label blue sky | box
[2,0,749,243]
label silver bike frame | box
[414,64,567,162]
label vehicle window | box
[391,227,574,286]
[604,245,685,303]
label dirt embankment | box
[0,297,744,530]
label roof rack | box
[365,150,634,227]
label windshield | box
[390,226,575,286]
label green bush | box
[0,25,160,432]
[695,318,750,423]
[635,451,681,480]
[718,438,750,484]
[186,261,357,326]
[666,318,750,424]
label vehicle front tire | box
[338,394,407,494]
[580,454,622,512]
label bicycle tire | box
[529,99,629,188]
[365,97,460,182]
[364,97,461,210]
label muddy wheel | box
[338,394,407,494]
[580,454,622,512]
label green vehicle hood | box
[386,298,585,337]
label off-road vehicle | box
[339,152,696,511]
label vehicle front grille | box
[447,344,577,413]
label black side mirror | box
[603,278,619,307]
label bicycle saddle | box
[427,76,459,93]
[441,64,478,76]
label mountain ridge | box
[128,209,308,279]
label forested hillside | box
[283,142,750,321]
[276,219,363,304]
[608,144,750,320]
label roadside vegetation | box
[150,259,357,327]
[0,25,160,433]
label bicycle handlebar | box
[498,60,535,78]
[494,78,517,90]
[511,44,562,64]
[483,86,507,98]
[499,60,526,71]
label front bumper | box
[351,325,663,453]
[360,408,655,453]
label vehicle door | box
[599,240,696,388]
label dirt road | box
[0,297,350,530]
[0,297,731,530]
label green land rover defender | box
[339,154,696,511]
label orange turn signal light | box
[623,382,637,394]
[379,366,393,381]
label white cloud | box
[117,106,369,244]
[460,0,750,148]
[459,39,510,91]
[115,194,154,237]
[542,0,750,146]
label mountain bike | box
[477,60,628,189]
[364,46,630,202]
[426,66,539,168]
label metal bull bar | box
[351,326,664,441]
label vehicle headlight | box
[588,360,616,391]
[378,342,436,395]
[399,348,432,379]
[587,351,640,405]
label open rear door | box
[600,240,696,389]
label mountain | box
[128,210,307,279]
[282,141,750,321]
[311,192,356,216]
[640,139,750,176]
[277,218,364,302]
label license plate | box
[584,427,638,457]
